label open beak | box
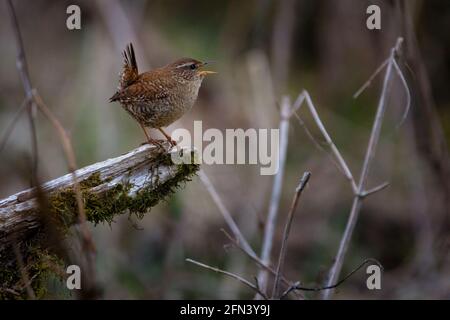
[198,70,217,76]
[198,61,217,76]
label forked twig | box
[186,258,268,299]
[272,172,311,298]
[322,37,405,299]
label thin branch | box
[353,58,389,99]
[256,96,291,298]
[6,0,38,184]
[272,172,311,298]
[291,91,306,115]
[322,37,404,299]
[0,97,29,154]
[186,258,268,300]
[360,182,390,198]
[392,58,411,128]
[198,169,256,258]
[282,258,383,298]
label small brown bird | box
[110,43,215,147]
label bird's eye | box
[190,64,197,70]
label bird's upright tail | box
[110,43,139,102]
[119,43,138,89]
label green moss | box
[80,172,103,188]
[48,152,199,226]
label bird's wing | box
[110,69,175,103]
[119,43,139,88]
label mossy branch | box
[0,144,199,257]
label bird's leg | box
[139,123,164,148]
[158,128,177,146]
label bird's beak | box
[198,70,217,76]
[198,61,217,76]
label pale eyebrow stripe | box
[176,62,195,68]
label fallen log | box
[0,143,198,271]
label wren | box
[110,43,215,147]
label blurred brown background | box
[0,0,449,299]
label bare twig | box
[322,38,404,299]
[353,58,390,99]
[6,0,38,183]
[392,58,411,128]
[0,97,29,154]
[256,96,291,298]
[272,172,311,298]
[360,182,390,198]
[186,258,268,299]
[291,86,306,114]
[198,169,256,258]
[282,258,383,298]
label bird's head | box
[168,58,216,81]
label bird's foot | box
[167,138,177,147]
[140,139,167,150]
